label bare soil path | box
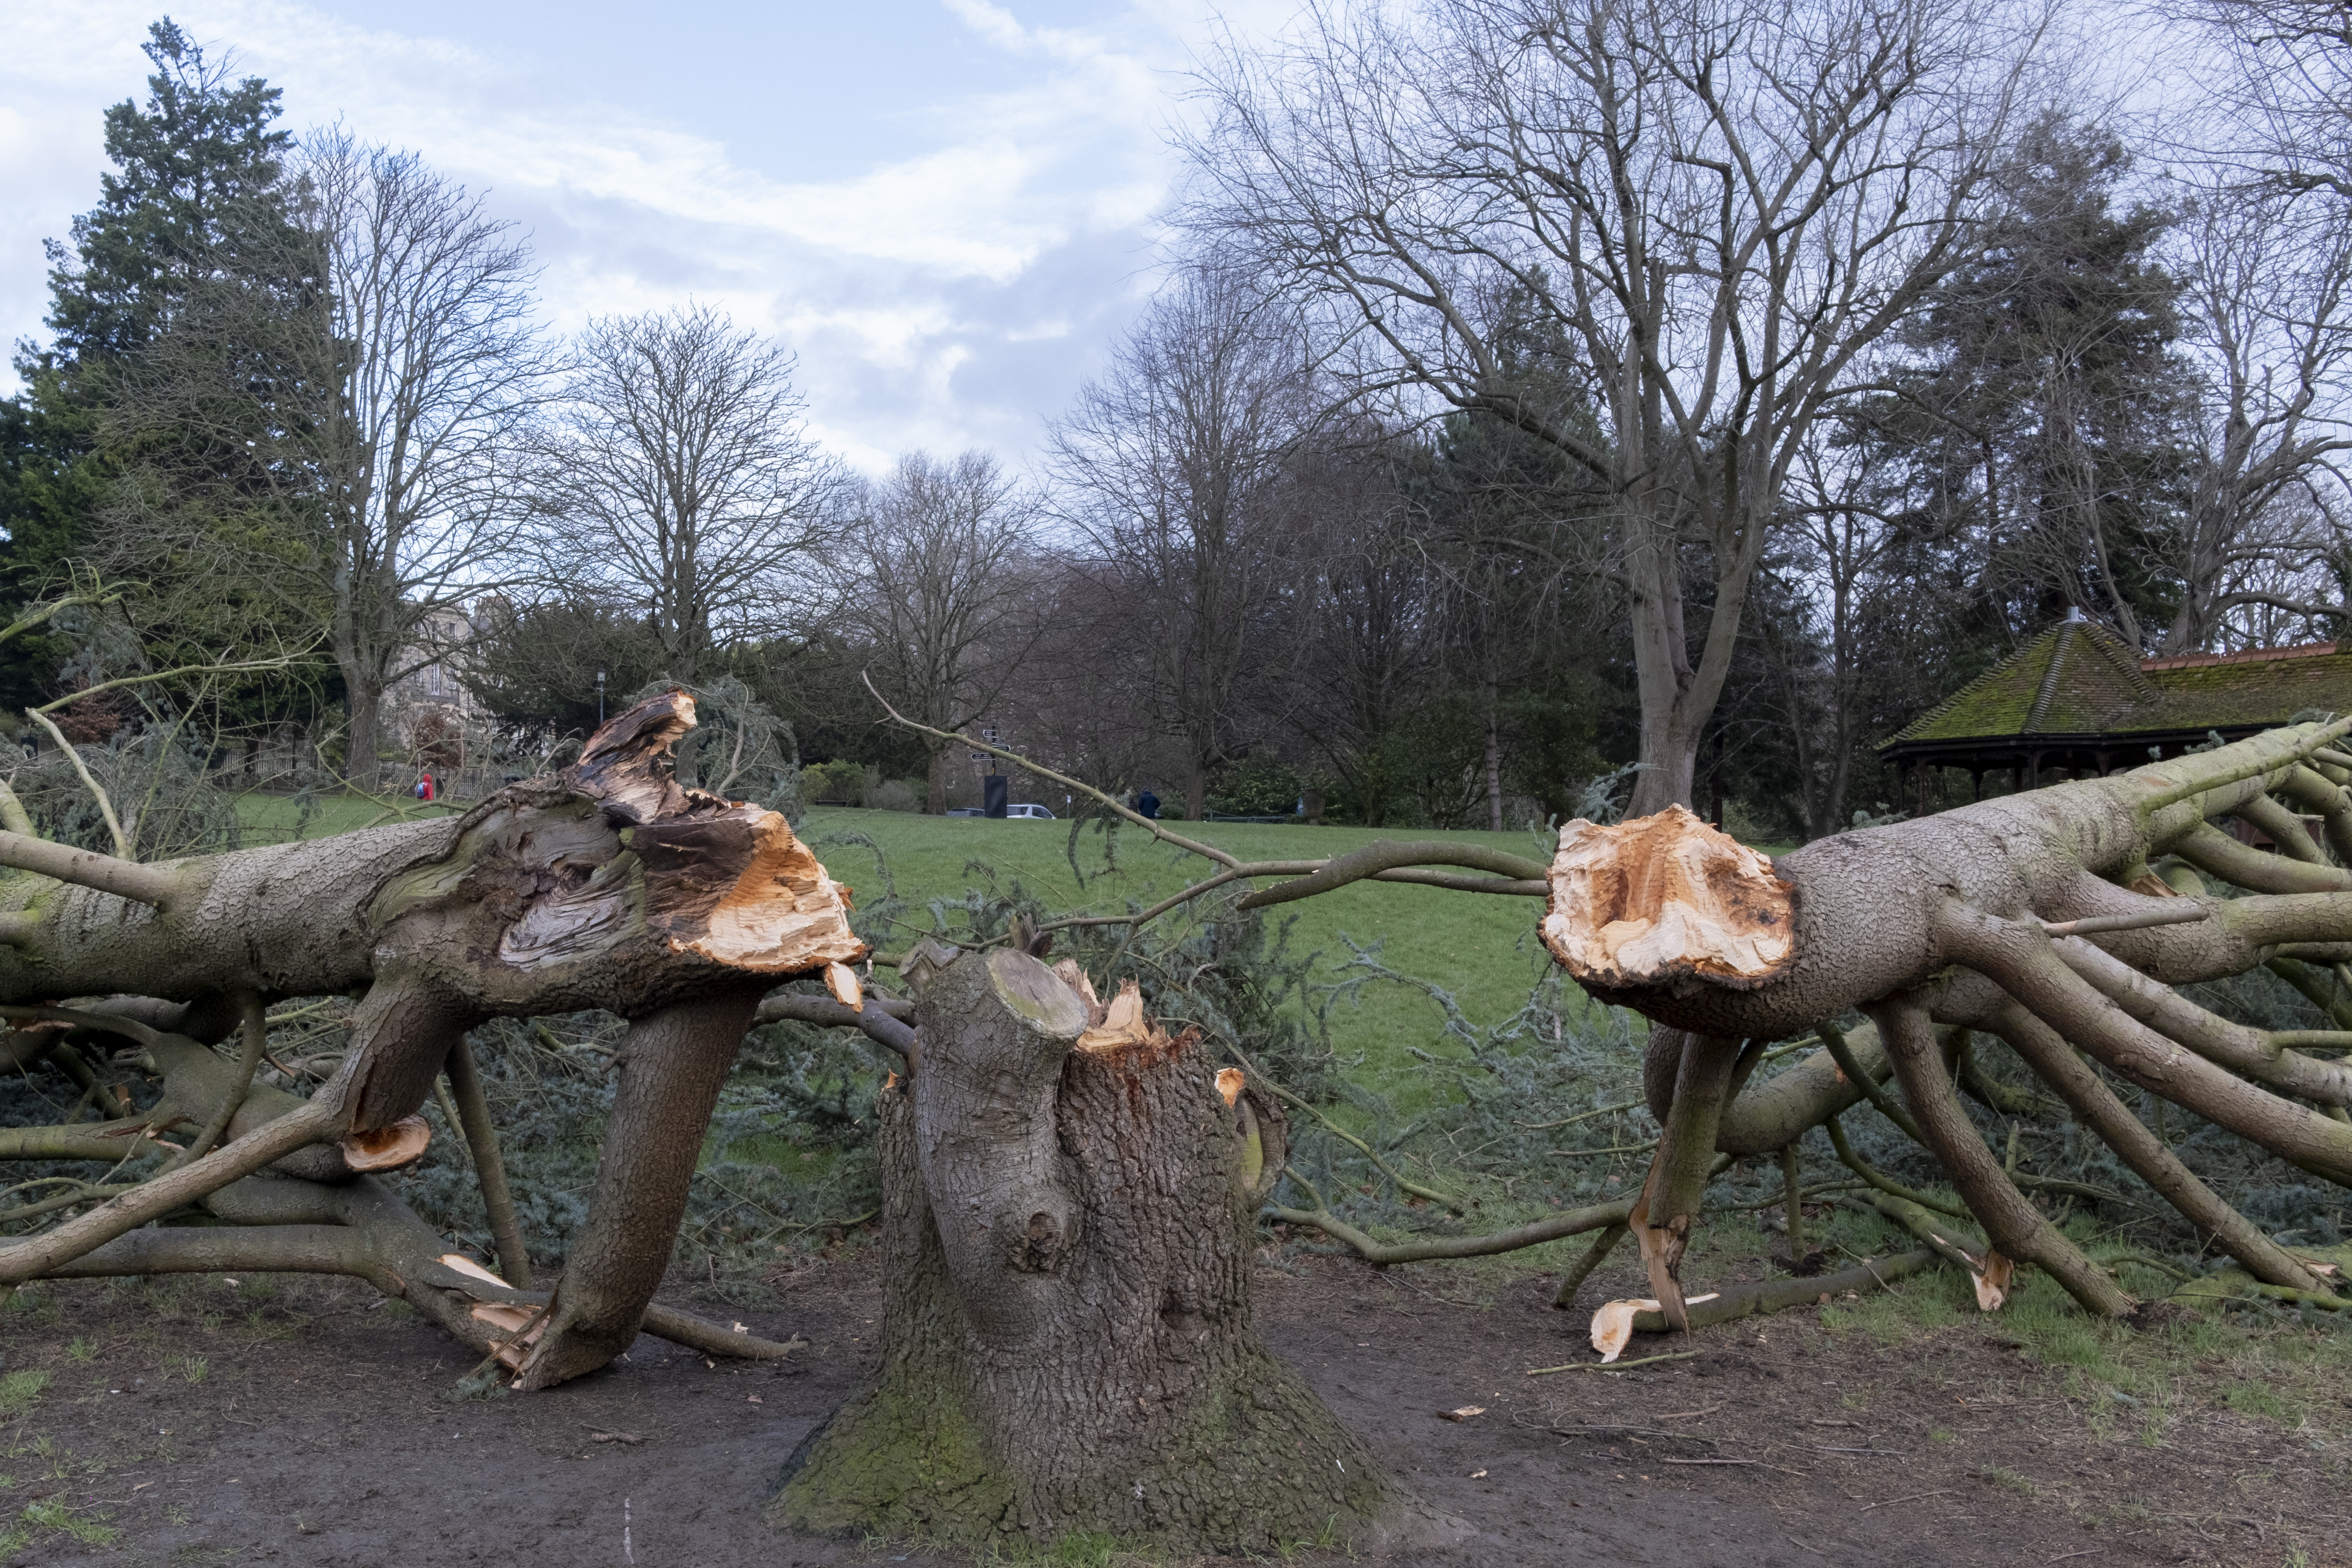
[2,1248,2340,1566]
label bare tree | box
[2154,179,2352,650]
[1048,271,1313,819]
[107,130,546,788]
[533,305,844,784]
[1292,448,1445,828]
[2167,0,2352,204]
[842,451,1043,813]
[1184,0,2046,814]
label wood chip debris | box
[1438,1405,1486,1421]
[585,1427,645,1445]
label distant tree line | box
[2,6,2347,838]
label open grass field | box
[799,806,1580,1111]
[231,788,460,844]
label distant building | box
[1879,617,2352,812]
[384,603,490,774]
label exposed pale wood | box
[469,1301,547,1369]
[340,1115,431,1172]
[1591,1293,1721,1361]
[1216,1067,1245,1107]
[1541,805,1794,989]
[1590,1297,1652,1362]
[824,962,863,1011]
[1076,977,1168,1054]
[1052,959,1106,1024]
[1973,1250,2015,1312]
[439,1252,507,1288]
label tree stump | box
[770,948,1455,1555]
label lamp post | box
[596,666,606,726]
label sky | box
[0,0,1278,473]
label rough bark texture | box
[770,949,1456,1555]
[514,985,769,1389]
[1540,721,2352,1319]
[1,690,862,1387]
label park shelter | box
[1879,615,2352,811]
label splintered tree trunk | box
[772,949,1453,1555]
[0,690,865,1387]
[1539,722,2352,1327]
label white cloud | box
[0,0,1266,466]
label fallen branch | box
[1620,1249,1941,1334]
[1525,1349,1702,1375]
[0,831,181,909]
[0,1075,345,1286]
[1270,1156,1733,1264]
[754,990,916,1065]
[445,1037,531,1289]
[24,707,134,859]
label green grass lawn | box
[233,789,462,844]
[800,808,1587,1110]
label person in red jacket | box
[415,771,436,802]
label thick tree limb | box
[1947,910,2352,1183]
[1869,996,2129,1314]
[514,985,771,1389]
[445,1037,531,1288]
[1978,1001,2330,1294]
[2055,936,2352,1107]
[0,830,181,908]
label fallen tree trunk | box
[1540,722,2352,1323]
[0,690,862,1385]
[770,948,1464,1555]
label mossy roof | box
[1886,625,2352,746]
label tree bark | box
[771,948,1458,1555]
[344,667,385,793]
[1540,722,2352,1317]
[0,689,864,1386]
[515,985,769,1388]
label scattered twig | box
[1525,1350,1701,1375]
[24,707,133,859]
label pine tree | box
[0,19,296,705]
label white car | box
[1005,803,1056,820]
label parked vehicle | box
[1006,803,1055,820]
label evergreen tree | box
[0,19,296,706]
[1864,113,2190,650]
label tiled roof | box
[1886,625,2352,746]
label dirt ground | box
[1,1244,2344,1568]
